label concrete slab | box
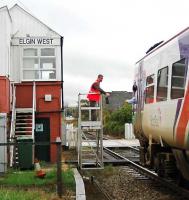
[73,168,86,200]
[103,139,140,147]
[82,139,140,147]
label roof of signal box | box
[10,4,63,37]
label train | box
[133,27,189,183]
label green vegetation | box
[0,168,75,199]
[62,168,75,190]
[104,103,132,137]
[83,165,115,179]
[103,165,115,177]
[0,168,75,188]
[0,170,55,186]
[0,187,45,200]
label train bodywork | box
[133,27,189,181]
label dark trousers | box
[90,101,98,121]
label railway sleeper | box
[155,152,178,178]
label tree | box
[104,103,132,137]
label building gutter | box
[60,36,64,111]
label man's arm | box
[92,82,106,94]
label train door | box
[135,61,145,135]
[35,118,50,162]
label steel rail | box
[104,147,189,199]
[93,179,114,200]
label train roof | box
[136,27,189,64]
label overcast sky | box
[1,0,189,106]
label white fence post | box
[65,123,78,149]
[125,123,135,139]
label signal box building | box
[0,4,64,166]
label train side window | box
[145,74,154,104]
[171,58,187,99]
[156,66,168,102]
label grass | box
[81,164,115,180]
[0,168,75,188]
[0,187,46,200]
[0,167,75,200]
[62,168,75,190]
[97,165,115,177]
[0,170,56,186]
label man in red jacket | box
[87,74,110,120]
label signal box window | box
[22,48,56,80]
[145,74,154,104]
[156,67,168,102]
[171,58,187,99]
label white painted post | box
[125,123,135,139]
[130,123,135,139]
[125,123,130,139]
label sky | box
[1,0,189,106]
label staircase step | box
[16,112,32,114]
[15,134,32,136]
[15,130,32,132]
[16,122,32,125]
[16,126,32,129]
[15,135,33,138]
[16,108,33,113]
[11,107,34,169]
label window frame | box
[145,74,155,104]
[156,66,169,102]
[21,47,56,81]
[171,58,187,99]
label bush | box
[104,103,132,137]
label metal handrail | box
[10,83,16,167]
[32,81,36,141]
[10,84,16,139]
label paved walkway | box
[103,139,140,147]
[82,139,140,147]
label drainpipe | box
[60,36,64,111]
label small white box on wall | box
[45,94,52,102]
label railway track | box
[103,147,189,200]
[104,146,139,162]
[64,140,189,199]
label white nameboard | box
[11,37,60,46]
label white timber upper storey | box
[0,4,63,82]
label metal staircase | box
[78,93,104,169]
[15,109,33,136]
[9,82,36,167]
